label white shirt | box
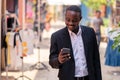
[68,26,88,77]
[19,29,34,55]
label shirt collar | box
[68,26,82,36]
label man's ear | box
[80,16,82,19]
[79,16,82,20]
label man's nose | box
[69,21,74,25]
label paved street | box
[1,22,120,80]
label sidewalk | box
[100,42,120,80]
[1,38,58,80]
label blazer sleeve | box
[92,29,102,80]
[49,34,61,69]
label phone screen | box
[62,48,70,54]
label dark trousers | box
[96,32,101,48]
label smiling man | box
[49,5,102,80]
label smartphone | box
[62,48,70,54]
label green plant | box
[81,0,114,10]
[112,33,120,52]
[118,22,120,27]
[112,22,120,51]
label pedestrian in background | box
[49,5,102,80]
[92,10,104,48]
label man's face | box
[96,12,101,18]
[65,10,81,32]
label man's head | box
[95,10,101,18]
[65,5,82,33]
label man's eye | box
[73,19,79,22]
[66,18,70,22]
[73,20,77,22]
[66,18,79,22]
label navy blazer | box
[49,25,102,80]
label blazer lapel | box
[62,27,74,59]
[81,26,88,61]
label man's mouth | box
[69,25,75,28]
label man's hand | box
[58,49,71,64]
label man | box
[49,5,102,80]
[92,10,104,48]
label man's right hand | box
[58,49,71,64]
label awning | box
[47,0,81,5]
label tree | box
[81,0,108,10]
[81,0,115,18]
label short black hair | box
[66,5,81,14]
[96,10,101,13]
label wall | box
[18,0,25,28]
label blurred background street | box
[1,0,120,80]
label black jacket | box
[49,25,102,80]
